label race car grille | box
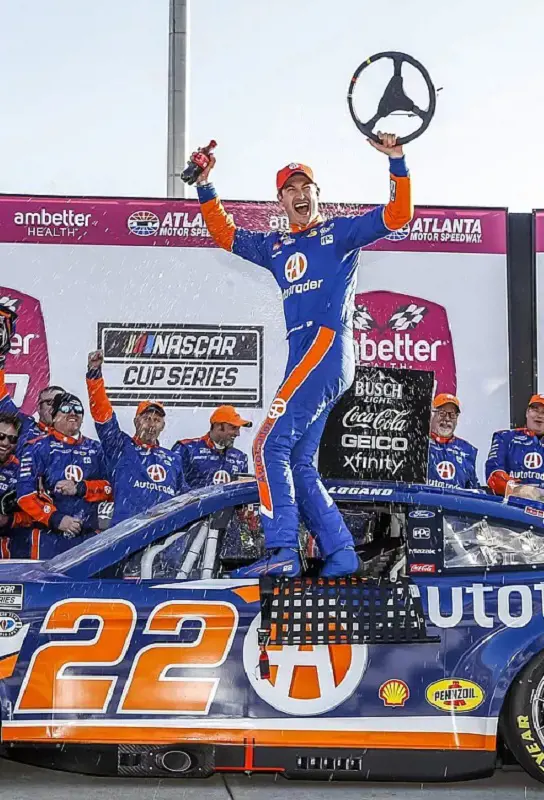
[259,576,439,645]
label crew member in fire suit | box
[427,394,479,489]
[0,413,35,558]
[486,394,544,498]
[0,301,64,455]
[86,350,188,525]
[16,393,112,558]
[195,133,412,577]
[173,405,250,488]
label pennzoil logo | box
[426,678,484,712]
[379,679,409,707]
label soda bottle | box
[180,140,217,185]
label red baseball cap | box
[529,394,544,407]
[136,400,165,417]
[210,405,252,428]
[432,393,461,412]
[276,162,315,192]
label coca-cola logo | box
[342,406,409,433]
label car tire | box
[502,650,544,784]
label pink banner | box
[0,195,506,254]
[535,211,544,252]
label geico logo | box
[65,464,83,482]
[13,209,92,227]
[282,278,323,300]
[524,452,543,470]
[147,464,166,483]
[9,333,37,356]
[341,434,408,451]
[268,398,287,419]
[356,333,443,363]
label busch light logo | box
[1,287,50,414]
[353,291,457,395]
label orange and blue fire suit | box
[197,157,412,567]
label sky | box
[0,0,542,210]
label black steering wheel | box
[347,51,436,145]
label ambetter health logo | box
[353,290,457,395]
[1,287,50,414]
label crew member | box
[16,393,112,558]
[173,405,250,488]
[428,394,479,489]
[195,133,412,577]
[0,413,34,558]
[86,350,188,524]
[486,394,544,498]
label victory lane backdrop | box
[0,196,509,475]
[318,366,433,483]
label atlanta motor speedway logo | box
[97,322,263,408]
[385,217,483,244]
[127,209,211,238]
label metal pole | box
[167,0,189,198]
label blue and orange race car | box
[1,479,544,783]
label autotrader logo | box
[243,614,368,715]
[127,210,161,237]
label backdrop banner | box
[0,195,508,482]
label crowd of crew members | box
[1,349,544,560]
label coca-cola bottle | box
[180,140,217,185]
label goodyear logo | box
[425,679,484,713]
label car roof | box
[40,479,544,579]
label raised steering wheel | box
[347,51,436,145]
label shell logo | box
[243,614,368,715]
[425,678,484,713]
[379,679,410,707]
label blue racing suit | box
[16,430,111,558]
[198,157,412,556]
[427,434,479,489]
[87,371,188,525]
[486,428,544,494]
[0,369,47,455]
[0,455,36,558]
[172,434,248,488]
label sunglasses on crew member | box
[0,432,18,445]
[58,402,84,416]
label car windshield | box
[45,492,200,574]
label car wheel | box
[502,650,544,784]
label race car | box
[1,478,544,784]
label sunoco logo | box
[98,322,263,409]
[127,209,210,238]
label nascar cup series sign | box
[318,366,433,483]
[98,323,263,408]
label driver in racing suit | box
[427,394,479,489]
[486,394,544,498]
[195,133,412,577]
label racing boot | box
[230,547,301,578]
[320,545,362,578]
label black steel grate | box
[259,576,439,646]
